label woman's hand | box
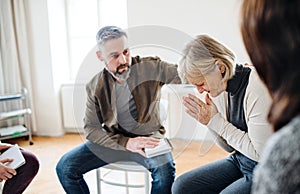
[183,93,218,125]
[0,143,12,152]
[0,158,17,182]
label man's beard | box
[115,63,130,83]
[116,63,130,74]
[105,63,131,83]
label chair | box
[96,161,150,194]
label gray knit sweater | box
[252,115,300,193]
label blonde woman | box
[172,35,273,194]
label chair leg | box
[144,171,150,194]
[125,171,129,194]
[96,169,101,194]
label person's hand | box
[183,93,218,125]
[0,158,17,182]
[0,143,12,152]
[126,137,160,157]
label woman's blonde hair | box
[179,35,235,83]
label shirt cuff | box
[119,136,130,148]
[207,113,225,135]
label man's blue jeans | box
[56,141,175,194]
[172,153,257,194]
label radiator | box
[61,84,86,132]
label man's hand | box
[0,158,16,182]
[126,137,160,157]
[183,93,218,125]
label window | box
[65,0,128,79]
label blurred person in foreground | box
[0,143,39,194]
[241,0,300,193]
[172,34,273,194]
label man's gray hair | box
[96,26,127,50]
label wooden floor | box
[4,134,228,194]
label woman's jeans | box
[56,141,175,194]
[172,152,257,194]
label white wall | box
[127,0,248,63]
